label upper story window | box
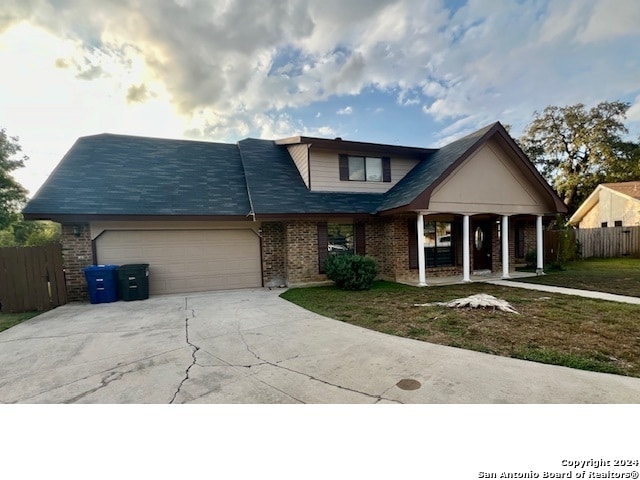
[340,154,391,182]
[348,156,382,181]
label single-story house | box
[569,181,640,228]
[23,122,567,301]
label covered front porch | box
[400,266,538,287]
[372,122,567,288]
[410,212,546,287]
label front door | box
[473,221,492,271]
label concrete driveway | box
[1,288,639,403]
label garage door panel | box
[96,229,262,294]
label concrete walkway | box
[1,288,640,404]
[489,279,640,304]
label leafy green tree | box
[0,128,28,230]
[519,101,640,212]
[23,221,61,246]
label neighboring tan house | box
[569,181,640,228]
[23,122,567,301]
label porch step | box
[472,269,492,276]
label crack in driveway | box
[64,366,141,403]
[237,327,402,404]
[169,299,200,404]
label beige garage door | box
[95,229,262,295]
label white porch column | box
[462,215,470,282]
[417,213,427,286]
[536,215,544,275]
[502,215,510,279]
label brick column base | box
[61,223,93,301]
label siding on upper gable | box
[579,188,640,228]
[308,149,419,193]
[286,144,310,188]
[428,139,552,215]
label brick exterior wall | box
[491,220,516,274]
[261,217,418,286]
[261,222,286,287]
[364,218,392,279]
[61,223,93,301]
[523,222,537,261]
[261,216,535,287]
[388,216,413,281]
[284,221,327,286]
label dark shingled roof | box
[238,138,383,215]
[24,123,525,219]
[23,134,252,217]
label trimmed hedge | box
[325,254,378,290]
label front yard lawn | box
[281,281,640,377]
[0,311,40,333]
[513,258,640,297]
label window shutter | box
[318,222,328,274]
[355,222,366,255]
[339,154,349,181]
[382,157,391,182]
[408,219,418,269]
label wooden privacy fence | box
[0,244,67,313]
[576,226,640,258]
[544,229,577,263]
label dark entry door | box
[473,221,492,270]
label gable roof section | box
[569,181,640,224]
[605,181,640,201]
[378,123,495,212]
[23,133,252,219]
[24,122,566,221]
[378,122,567,214]
[238,138,382,215]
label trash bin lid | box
[84,264,118,272]
[118,263,149,269]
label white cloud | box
[337,106,353,115]
[2,0,640,194]
[576,0,640,43]
[627,95,640,122]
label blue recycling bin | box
[84,265,119,304]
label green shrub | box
[325,254,378,290]
[525,250,537,268]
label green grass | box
[0,311,41,333]
[514,257,640,297]
[281,280,640,377]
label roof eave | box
[275,135,436,158]
[569,185,603,224]
[22,213,254,223]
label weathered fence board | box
[544,229,577,264]
[576,226,640,258]
[0,244,67,313]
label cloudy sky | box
[2,0,640,197]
